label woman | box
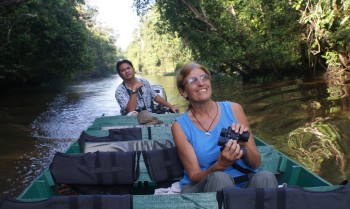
[171,62,277,193]
[115,59,178,115]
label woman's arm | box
[172,121,241,183]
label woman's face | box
[181,68,211,102]
[118,63,135,80]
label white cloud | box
[90,0,140,50]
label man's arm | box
[154,95,179,113]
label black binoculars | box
[217,126,250,147]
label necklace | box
[190,102,218,136]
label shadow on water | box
[0,74,350,199]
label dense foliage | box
[125,7,192,75]
[0,0,119,88]
[293,0,350,68]
[132,0,349,82]
[292,0,350,85]
[1,0,349,87]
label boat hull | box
[16,114,337,208]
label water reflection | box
[239,80,350,185]
[324,66,350,100]
[0,74,350,199]
[288,117,347,182]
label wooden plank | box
[289,165,302,185]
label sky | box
[89,0,140,50]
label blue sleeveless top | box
[176,101,256,188]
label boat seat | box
[82,139,174,153]
[49,151,140,195]
[216,181,350,209]
[81,140,284,187]
[75,133,286,194]
[88,126,174,140]
[142,146,183,188]
[78,128,142,152]
[82,139,182,188]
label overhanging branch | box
[180,0,217,31]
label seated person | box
[115,59,178,116]
[171,62,278,193]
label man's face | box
[119,63,135,80]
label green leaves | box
[126,7,192,75]
[0,0,118,87]
[130,0,305,80]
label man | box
[115,59,178,116]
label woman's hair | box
[116,59,134,74]
[176,62,211,90]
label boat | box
[10,111,343,208]
[2,85,339,209]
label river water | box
[0,74,349,199]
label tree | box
[133,0,304,81]
[292,0,350,79]
[0,0,119,88]
[126,7,192,75]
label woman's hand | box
[215,123,249,171]
[216,139,243,171]
[231,122,249,135]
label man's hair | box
[116,59,134,74]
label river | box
[0,74,349,199]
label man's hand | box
[131,81,144,92]
[169,105,179,113]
